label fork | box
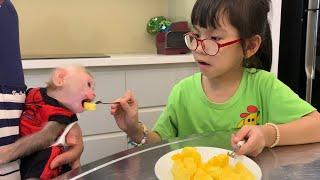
[95,100,133,105]
[95,100,120,104]
[227,140,245,158]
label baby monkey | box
[19,65,95,179]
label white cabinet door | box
[126,64,197,108]
[173,66,198,83]
[81,132,127,165]
[139,107,164,130]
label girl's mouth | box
[197,60,210,66]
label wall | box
[269,0,282,75]
[12,0,282,72]
[12,0,168,57]
[168,0,196,23]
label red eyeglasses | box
[184,32,241,56]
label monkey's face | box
[61,71,96,113]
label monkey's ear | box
[52,68,67,87]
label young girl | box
[111,0,320,157]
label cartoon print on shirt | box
[237,105,260,128]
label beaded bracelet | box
[265,123,280,148]
[128,122,149,147]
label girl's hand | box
[231,125,266,157]
[110,91,140,135]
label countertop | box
[22,54,194,70]
[56,131,320,180]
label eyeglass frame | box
[184,32,241,56]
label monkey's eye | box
[87,82,92,88]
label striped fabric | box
[0,85,26,179]
[0,86,25,146]
[0,0,26,178]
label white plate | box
[154,146,262,180]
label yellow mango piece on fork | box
[83,102,96,111]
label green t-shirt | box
[153,68,315,140]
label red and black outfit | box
[19,88,78,180]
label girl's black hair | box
[191,0,272,71]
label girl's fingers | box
[236,135,255,155]
[120,100,131,112]
[122,90,138,107]
[233,126,250,143]
[110,103,118,109]
[123,91,133,102]
[236,128,264,156]
[231,134,239,149]
[128,91,138,105]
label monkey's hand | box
[0,144,14,165]
[51,123,83,169]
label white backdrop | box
[269,0,282,75]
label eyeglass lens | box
[184,34,219,55]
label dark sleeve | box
[26,88,32,95]
[48,114,78,125]
[0,0,25,87]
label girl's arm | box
[111,91,162,144]
[269,111,320,146]
[127,123,162,144]
[232,111,320,156]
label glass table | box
[57,131,320,180]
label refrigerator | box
[278,0,320,109]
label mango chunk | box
[83,102,96,111]
[171,147,255,180]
